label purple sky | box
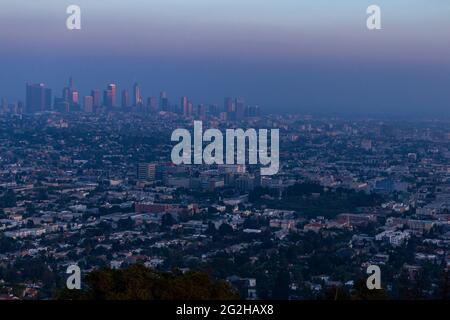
[1,0,450,116]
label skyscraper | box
[224,97,235,113]
[54,98,70,113]
[146,97,158,112]
[133,83,142,107]
[91,89,101,108]
[121,89,130,108]
[188,101,193,117]
[103,90,113,108]
[71,91,79,106]
[197,104,207,120]
[62,87,70,102]
[103,84,117,108]
[62,77,79,108]
[108,84,117,107]
[146,97,158,113]
[246,105,260,117]
[208,104,219,116]
[235,97,245,120]
[1,97,8,114]
[26,83,52,113]
[224,97,236,120]
[83,95,93,113]
[160,91,168,111]
[181,96,189,117]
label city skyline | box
[2,1,450,305]
[1,1,450,116]
[14,77,261,120]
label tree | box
[206,222,217,236]
[271,270,290,300]
[55,264,239,300]
[161,213,176,228]
[0,189,16,207]
[218,223,233,236]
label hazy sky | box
[1,0,450,115]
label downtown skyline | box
[1,1,450,116]
[16,77,261,121]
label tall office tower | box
[121,89,130,108]
[62,77,78,107]
[91,89,101,108]
[188,101,194,117]
[147,97,158,113]
[245,105,260,117]
[133,82,143,107]
[10,102,19,115]
[107,84,117,107]
[54,98,70,113]
[159,91,169,111]
[219,111,227,121]
[1,97,7,113]
[197,104,206,120]
[208,104,219,116]
[253,105,260,117]
[62,87,70,102]
[71,90,79,105]
[83,96,94,113]
[103,89,113,108]
[235,97,245,120]
[244,105,249,117]
[137,163,157,181]
[224,97,235,113]
[224,97,236,121]
[17,101,25,114]
[181,96,189,117]
[26,83,52,113]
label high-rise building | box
[1,97,8,114]
[62,87,70,102]
[146,97,158,113]
[17,101,24,114]
[91,89,101,108]
[54,98,70,113]
[103,90,113,108]
[208,104,219,116]
[133,83,142,107]
[62,77,79,108]
[188,101,194,117]
[121,89,130,108]
[103,84,117,108]
[235,97,245,120]
[107,84,117,107]
[160,91,168,111]
[224,97,236,121]
[71,91,79,106]
[224,97,235,113]
[26,83,52,113]
[246,105,260,117]
[181,96,189,117]
[197,104,207,120]
[83,96,93,113]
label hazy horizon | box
[1,0,450,115]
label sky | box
[0,0,450,116]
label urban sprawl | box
[0,78,449,300]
